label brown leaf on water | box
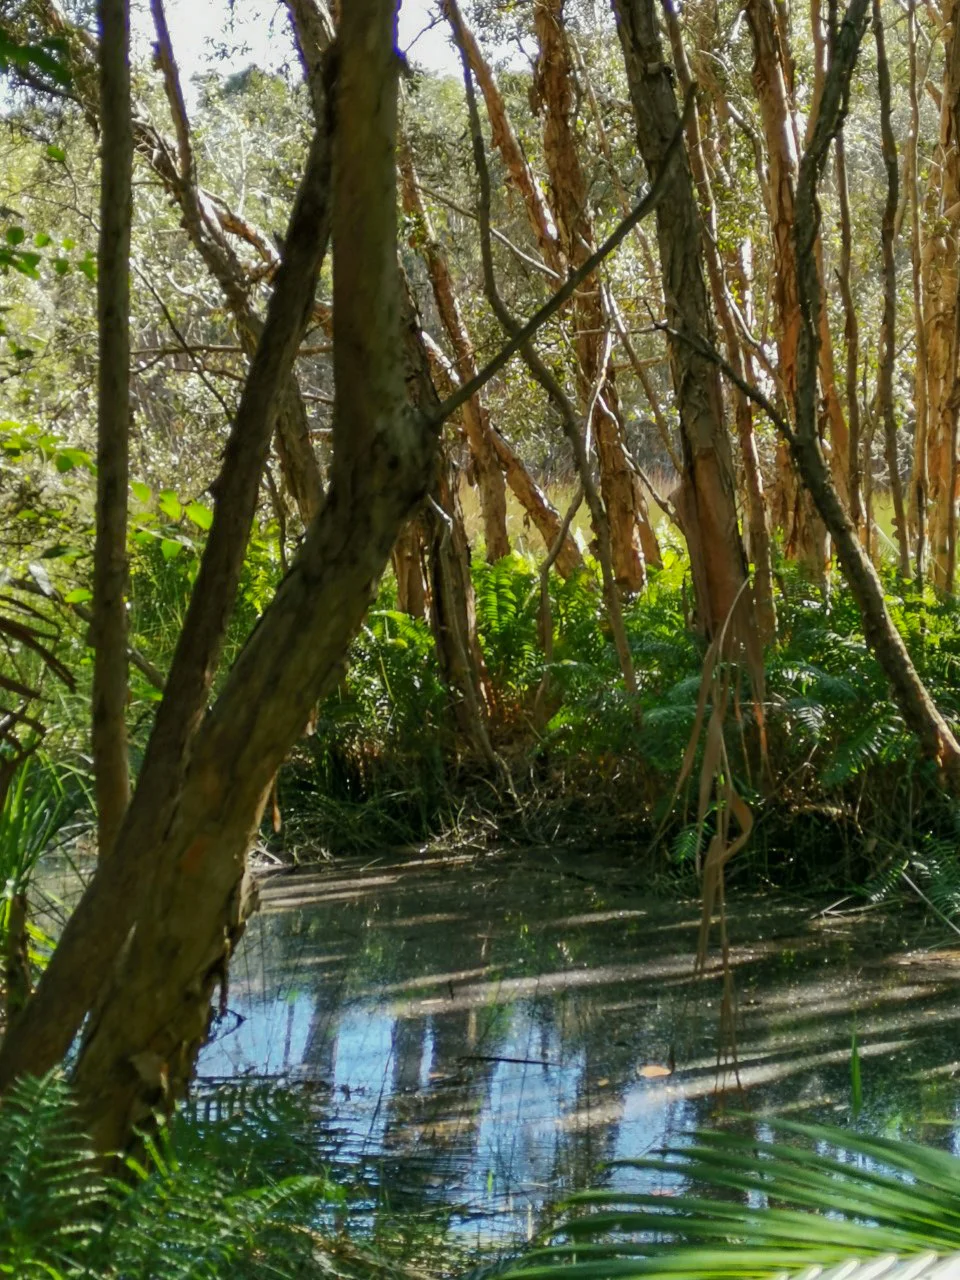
[638,1063,673,1079]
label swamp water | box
[182,849,960,1250]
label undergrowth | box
[0,1070,467,1280]
[278,551,960,894]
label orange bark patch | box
[181,834,212,877]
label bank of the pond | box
[270,558,960,895]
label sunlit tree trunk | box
[0,22,347,1120]
[662,0,776,644]
[613,0,753,637]
[92,0,132,858]
[835,128,863,534]
[392,518,428,618]
[532,0,659,591]
[922,0,960,586]
[789,0,960,787]
[400,143,508,565]
[744,0,828,573]
[0,5,440,1154]
[907,0,929,576]
[873,0,910,576]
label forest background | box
[6,0,960,1164]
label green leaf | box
[5,226,25,246]
[52,258,70,276]
[185,500,212,531]
[33,232,51,247]
[158,490,182,521]
[45,144,66,163]
[160,538,183,561]
[64,588,92,604]
[131,481,152,504]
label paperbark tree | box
[447,0,659,592]
[873,0,910,577]
[743,0,828,573]
[399,143,509,564]
[532,0,660,590]
[661,0,776,644]
[613,0,753,638]
[922,0,960,585]
[400,142,582,576]
[786,0,960,786]
[907,0,930,575]
[91,0,132,858]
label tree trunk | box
[400,276,496,761]
[923,0,960,586]
[662,0,776,644]
[533,0,659,592]
[790,0,960,787]
[835,128,863,534]
[874,0,910,576]
[613,0,753,637]
[392,518,428,618]
[441,0,563,275]
[425,451,496,756]
[0,58,339,1108]
[907,0,929,575]
[399,142,509,563]
[0,4,440,1153]
[744,0,830,570]
[92,0,132,859]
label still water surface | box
[189,849,960,1247]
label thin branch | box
[431,85,697,430]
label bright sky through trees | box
[133,0,461,98]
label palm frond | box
[505,1119,960,1280]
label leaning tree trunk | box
[788,0,960,787]
[0,4,441,1154]
[613,0,753,638]
[92,0,132,859]
[0,25,340,1114]
[532,0,659,591]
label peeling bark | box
[400,143,509,563]
[791,0,960,787]
[908,0,930,575]
[662,0,776,644]
[874,0,911,576]
[922,0,960,585]
[614,0,752,637]
[448,0,656,590]
[441,0,563,274]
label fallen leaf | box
[638,1063,672,1079]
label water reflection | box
[196,850,960,1246]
